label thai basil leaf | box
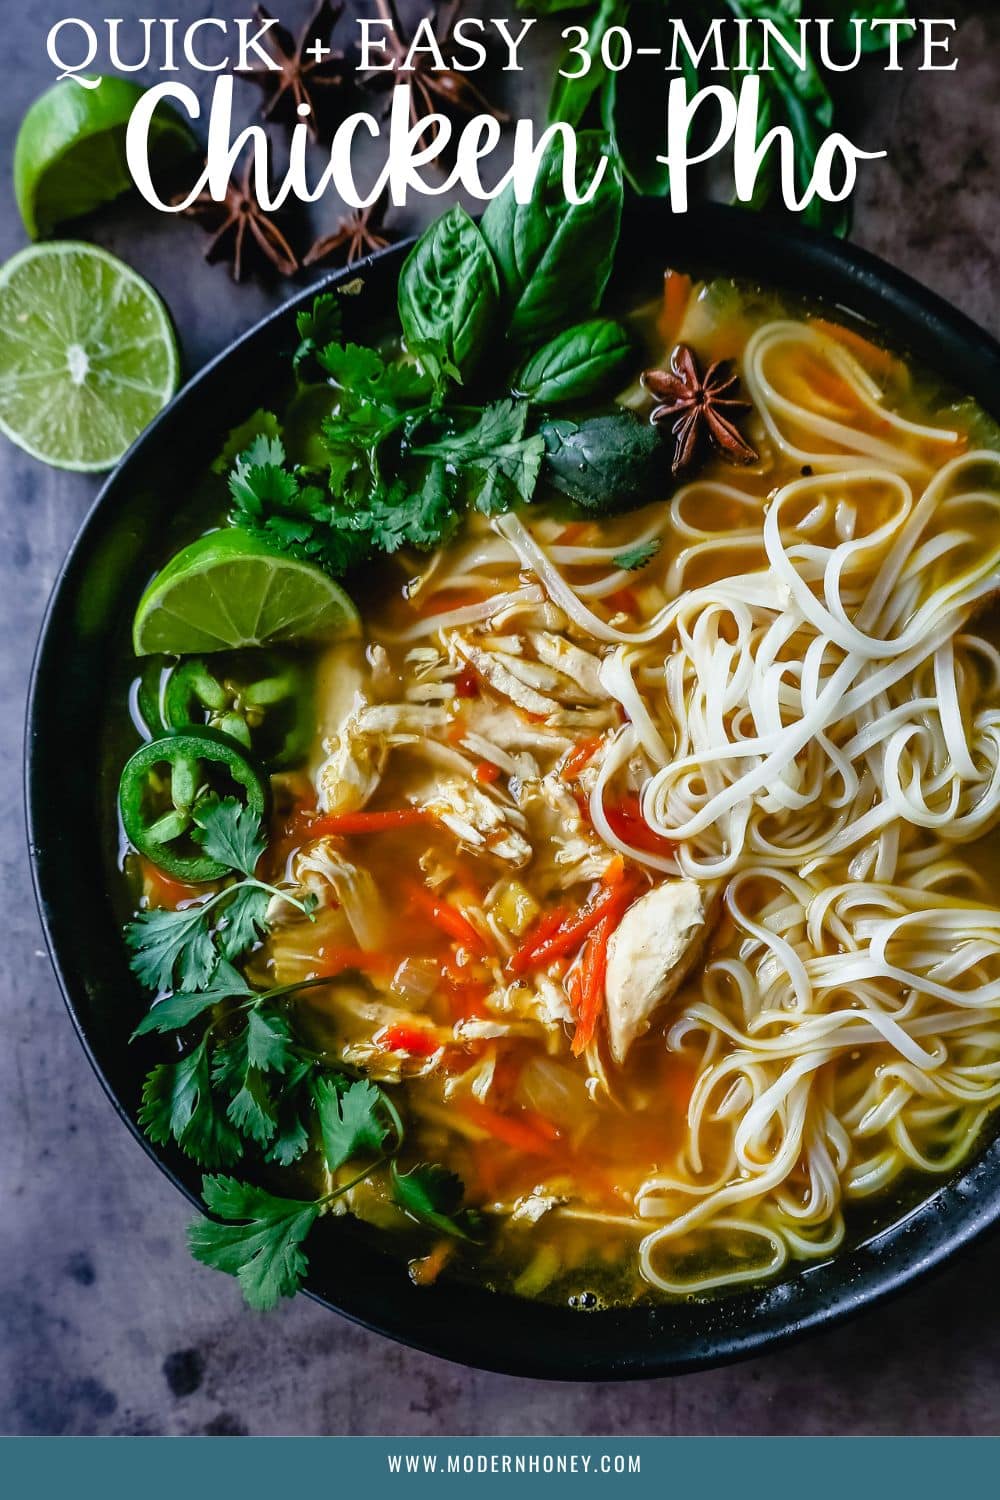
[825,1,911,52]
[734,2,845,234]
[514,319,632,404]
[547,0,629,129]
[600,0,687,197]
[397,205,499,379]
[480,132,623,344]
[540,411,665,514]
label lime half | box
[133,529,362,656]
[15,75,196,240]
[0,242,178,471]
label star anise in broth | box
[176,160,298,281]
[364,0,509,135]
[304,197,395,268]
[642,344,759,477]
[241,0,349,138]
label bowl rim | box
[25,200,1000,1381]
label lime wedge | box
[14,75,196,239]
[133,529,362,656]
[0,242,178,471]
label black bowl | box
[26,202,1000,1380]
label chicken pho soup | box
[113,193,1000,1311]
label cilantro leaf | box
[216,883,271,961]
[139,1039,243,1168]
[189,1175,321,1310]
[126,902,219,994]
[612,539,661,573]
[390,1161,483,1241]
[244,1006,295,1074]
[328,465,459,556]
[212,411,282,476]
[415,400,545,515]
[192,798,266,878]
[314,1077,396,1172]
[265,1059,318,1166]
[294,293,343,382]
[318,342,433,408]
[226,1068,278,1147]
[211,1006,294,1150]
[131,963,252,1039]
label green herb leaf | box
[189,1175,321,1310]
[212,410,283,476]
[398,205,500,380]
[139,1039,243,1168]
[192,797,266,878]
[126,901,219,994]
[294,292,344,382]
[480,132,623,344]
[216,882,271,962]
[244,1006,295,1074]
[547,0,628,129]
[391,1161,483,1242]
[226,1068,278,1146]
[612,539,661,573]
[131,964,252,1039]
[514,319,632,404]
[327,464,460,556]
[825,1,911,52]
[415,400,545,515]
[314,1077,396,1173]
[541,411,665,514]
[318,342,433,407]
[265,1059,318,1166]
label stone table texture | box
[2,0,999,1439]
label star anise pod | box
[642,344,759,477]
[241,0,349,138]
[175,160,298,282]
[303,196,395,269]
[364,0,509,135]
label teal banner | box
[0,1437,993,1499]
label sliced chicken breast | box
[604,880,721,1064]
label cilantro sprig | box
[612,539,661,573]
[127,794,480,1307]
[125,798,315,993]
[185,1074,481,1309]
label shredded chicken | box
[295,838,389,950]
[416,776,532,866]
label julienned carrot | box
[305,807,431,837]
[506,906,569,975]
[405,880,489,954]
[570,910,616,1057]
[460,1100,558,1155]
[658,268,694,344]
[560,735,604,782]
[475,759,502,785]
[409,1239,455,1287]
[809,317,903,382]
[509,869,641,976]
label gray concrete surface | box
[2,1,999,1438]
